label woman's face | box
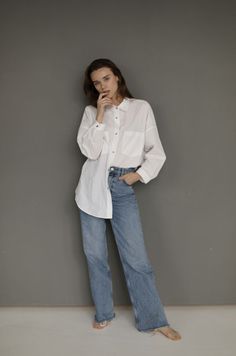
[90,67,120,99]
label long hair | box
[83,58,134,107]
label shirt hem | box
[75,198,112,219]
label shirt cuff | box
[95,120,105,129]
[135,167,150,184]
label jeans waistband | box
[108,166,140,176]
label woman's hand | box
[96,91,113,120]
[119,172,142,185]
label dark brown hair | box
[83,58,134,107]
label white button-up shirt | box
[75,97,166,218]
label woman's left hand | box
[118,172,142,185]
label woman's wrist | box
[134,172,142,181]
[96,116,104,124]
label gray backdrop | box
[0,0,235,306]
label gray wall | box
[0,0,235,306]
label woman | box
[75,58,181,341]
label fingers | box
[97,92,113,109]
[118,173,134,185]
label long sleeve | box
[77,106,106,160]
[136,103,166,184]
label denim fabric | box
[79,166,170,332]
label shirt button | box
[96,124,98,127]
[112,151,115,153]
[115,132,118,135]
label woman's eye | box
[94,77,109,86]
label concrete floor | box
[0,305,235,356]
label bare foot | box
[152,326,182,340]
[93,320,111,329]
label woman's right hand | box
[96,91,113,120]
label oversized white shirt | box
[74,97,166,218]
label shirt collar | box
[105,97,130,112]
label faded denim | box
[79,166,170,332]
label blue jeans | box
[79,166,170,332]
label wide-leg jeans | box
[79,166,170,332]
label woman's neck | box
[111,94,123,106]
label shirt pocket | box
[121,131,144,157]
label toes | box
[93,320,110,329]
[154,327,181,340]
